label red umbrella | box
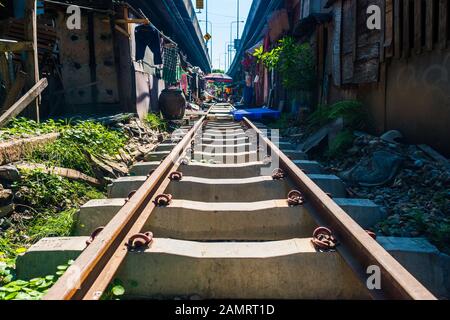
[204,73,233,83]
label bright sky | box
[193,0,253,72]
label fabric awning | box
[245,40,264,55]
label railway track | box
[21,103,435,300]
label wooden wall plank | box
[414,0,421,54]
[394,0,402,58]
[332,0,343,86]
[353,0,381,84]
[403,0,411,58]
[317,25,324,81]
[342,0,354,83]
[426,0,434,50]
[439,0,448,49]
[381,0,386,62]
[385,0,394,58]
[352,0,357,62]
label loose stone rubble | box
[284,128,450,254]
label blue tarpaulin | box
[14,0,44,18]
[233,108,281,121]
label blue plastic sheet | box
[233,108,281,121]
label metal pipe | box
[205,0,208,42]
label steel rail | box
[43,112,436,300]
[243,117,436,300]
[44,115,206,300]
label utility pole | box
[230,21,244,50]
[205,0,210,63]
[225,42,233,71]
[229,44,234,66]
[237,0,240,40]
[200,20,213,62]
[205,0,208,38]
[224,52,227,71]
[230,21,243,66]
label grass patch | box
[325,130,355,158]
[14,169,104,212]
[0,118,127,175]
[144,113,168,132]
[377,209,450,254]
[29,120,126,176]
[308,100,368,130]
[265,113,295,130]
[0,169,105,262]
[0,117,139,299]
[0,118,62,141]
[0,169,106,298]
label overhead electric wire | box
[42,0,114,14]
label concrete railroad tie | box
[17,116,449,300]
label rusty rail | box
[43,113,435,300]
[44,116,206,300]
[243,117,436,300]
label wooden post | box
[24,0,40,122]
[0,78,48,127]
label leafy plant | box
[0,169,105,262]
[253,45,281,70]
[13,169,104,212]
[307,100,368,130]
[101,279,126,300]
[253,37,316,91]
[0,118,127,175]
[0,260,74,300]
[144,113,167,132]
[0,253,15,285]
[265,113,297,131]
[325,130,355,158]
[26,120,126,175]
[0,118,63,141]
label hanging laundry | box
[180,73,189,94]
[135,25,163,64]
[163,45,180,85]
[176,64,183,82]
